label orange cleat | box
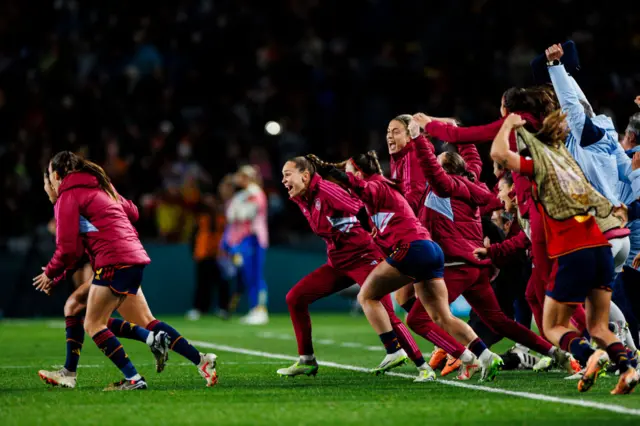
[429,348,448,371]
[578,350,608,393]
[569,356,582,373]
[441,355,462,377]
[611,368,640,395]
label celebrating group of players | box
[35,41,640,395]
[277,42,640,395]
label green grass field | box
[2,314,640,425]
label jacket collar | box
[391,140,414,162]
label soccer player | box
[409,114,574,372]
[277,156,425,378]
[491,112,640,394]
[37,172,171,389]
[33,151,218,390]
[319,151,503,382]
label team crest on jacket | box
[315,198,321,211]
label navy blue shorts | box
[546,246,614,304]
[93,265,145,296]
[386,240,445,282]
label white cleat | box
[533,356,553,372]
[38,368,77,389]
[479,351,503,382]
[414,365,437,382]
[239,308,269,325]
[456,355,480,381]
[197,353,218,387]
[371,349,408,375]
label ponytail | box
[305,154,348,174]
[441,151,475,182]
[536,110,568,147]
[50,151,118,201]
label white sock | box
[126,373,142,381]
[625,327,638,351]
[609,301,626,324]
[478,349,493,364]
[548,346,557,357]
[300,354,315,363]
[146,331,155,346]
[460,349,475,363]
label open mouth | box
[284,183,293,195]
[388,141,396,151]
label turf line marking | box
[257,332,382,352]
[1,361,282,369]
[191,340,640,417]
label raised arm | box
[490,114,526,173]
[424,118,505,144]
[412,133,461,198]
[546,44,605,148]
[457,143,483,181]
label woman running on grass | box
[310,152,503,382]
[33,151,218,390]
[277,156,426,379]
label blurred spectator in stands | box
[186,192,230,321]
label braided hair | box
[305,154,348,171]
[287,156,317,175]
[49,151,118,200]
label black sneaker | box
[103,377,148,391]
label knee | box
[285,289,301,308]
[83,318,101,336]
[64,296,84,317]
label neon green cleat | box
[371,350,408,376]
[533,356,553,372]
[277,360,319,377]
[479,353,503,382]
[414,366,437,382]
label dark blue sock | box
[379,331,401,354]
[560,331,594,365]
[108,318,150,343]
[468,338,488,358]
[92,329,138,379]
[606,342,631,373]
[146,320,201,365]
[64,316,84,372]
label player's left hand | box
[473,247,488,260]
[613,204,628,228]
[33,268,53,295]
[633,252,640,269]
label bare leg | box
[414,278,477,345]
[357,261,413,335]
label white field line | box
[0,361,283,369]
[257,332,383,352]
[190,340,640,418]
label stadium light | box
[265,121,282,136]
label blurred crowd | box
[1,0,639,241]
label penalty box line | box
[191,340,640,418]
